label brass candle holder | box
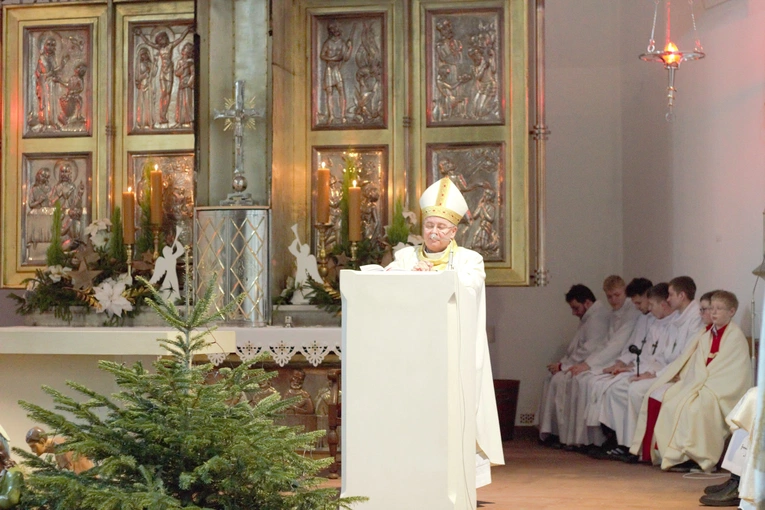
[151,225,161,261]
[350,241,358,262]
[126,243,134,277]
[314,222,334,290]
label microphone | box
[628,344,642,376]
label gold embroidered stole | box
[417,239,457,271]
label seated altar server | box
[387,177,505,487]
[561,275,640,447]
[598,282,678,457]
[537,284,610,445]
[630,290,753,472]
[582,277,654,451]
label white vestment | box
[562,300,640,445]
[599,312,676,446]
[388,245,505,478]
[537,300,610,439]
[726,387,757,508]
[584,312,653,430]
[658,300,703,377]
[630,322,753,472]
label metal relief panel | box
[312,146,388,250]
[129,152,195,247]
[128,21,194,134]
[425,8,504,127]
[426,143,504,261]
[20,153,92,266]
[23,25,92,137]
[311,12,387,130]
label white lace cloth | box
[215,327,341,367]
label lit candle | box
[348,179,361,242]
[317,162,330,224]
[150,165,163,225]
[122,187,136,244]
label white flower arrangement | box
[94,275,135,317]
[84,218,112,249]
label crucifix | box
[213,80,265,206]
[651,340,659,355]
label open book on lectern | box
[358,264,407,272]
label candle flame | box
[128,186,132,193]
[353,179,357,187]
[662,41,681,65]
[154,164,159,171]
[321,161,326,169]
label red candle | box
[122,187,136,244]
[348,180,361,242]
[316,164,330,224]
[150,166,163,225]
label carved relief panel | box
[21,153,92,266]
[128,21,195,134]
[426,143,504,261]
[311,12,387,130]
[311,146,388,250]
[129,152,195,247]
[425,8,504,127]
[23,25,93,137]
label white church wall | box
[487,0,626,425]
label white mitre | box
[420,177,469,225]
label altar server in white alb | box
[387,177,505,487]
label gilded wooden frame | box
[273,0,537,287]
[2,4,108,287]
[413,0,531,285]
[2,1,195,288]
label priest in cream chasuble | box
[387,177,505,487]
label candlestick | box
[150,166,163,225]
[348,180,361,242]
[122,188,136,245]
[315,222,334,291]
[151,225,161,261]
[126,243,133,277]
[317,164,330,224]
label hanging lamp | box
[639,0,705,121]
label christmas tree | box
[14,270,365,509]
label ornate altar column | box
[195,206,270,326]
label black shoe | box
[539,435,561,448]
[699,477,739,506]
[562,444,577,452]
[620,453,640,464]
[704,477,737,495]
[586,446,611,460]
[666,459,701,473]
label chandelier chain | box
[689,0,703,52]
[648,0,660,53]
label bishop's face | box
[422,216,457,253]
